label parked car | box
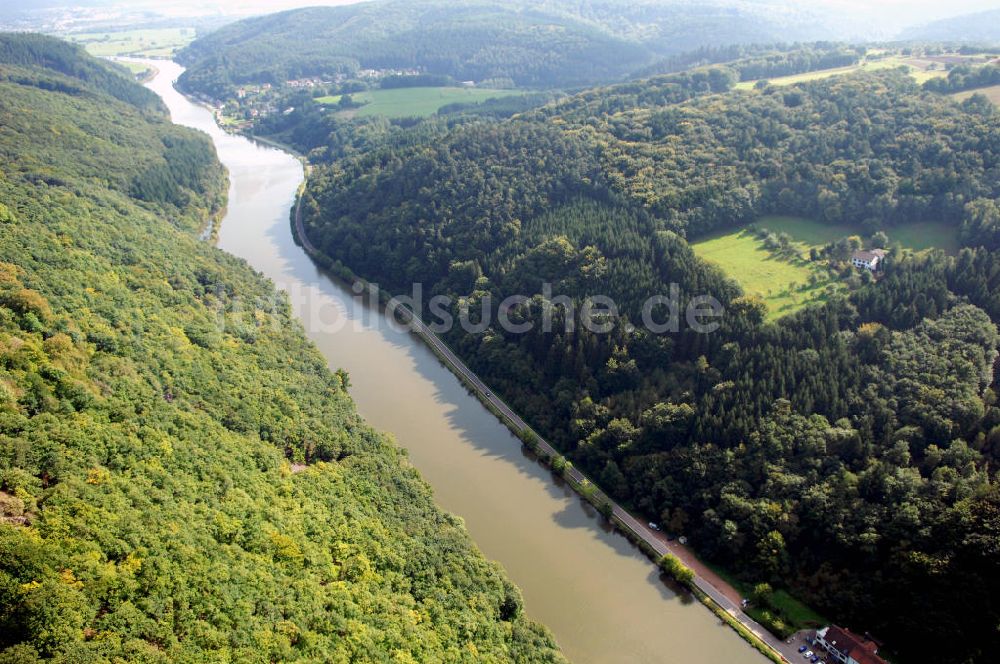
[678,536,688,545]
[803,651,814,659]
[799,646,808,654]
[647,522,660,531]
[811,657,820,663]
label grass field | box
[886,220,961,253]
[316,87,523,118]
[734,54,958,90]
[707,564,829,637]
[756,215,959,253]
[745,589,830,638]
[953,84,1000,107]
[755,215,863,246]
[693,216,960,319]
[692,228,841,319]
[69,28,195,58]
[113,60,154,78]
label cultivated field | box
[69,28,195,58]
[317,87,523,118]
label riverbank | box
[291,185,790,664]
[147,58,776,663]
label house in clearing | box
[814,625,887,664]
[851,248,886,271]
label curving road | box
[294,194,790,662]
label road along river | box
[143,59,769,664]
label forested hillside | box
[632,42,863,81]
[299,67,1000,662]
[901,9,1000,43]
[0,34,563,662]
[175,0,832,97]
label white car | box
[803,651,814,659]
[648,522,660,531]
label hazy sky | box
[9,0,1000,34]
[34,0,1000,22]
[219,0,1000,18]
[185,0,1000,36]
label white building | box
[814,626,886,664]
[851,248,886,271]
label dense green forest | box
[632,42,863,81]
[923,62,1000,93]
[298,65,1000,662]
[0,34,563,662]
[250,43,867,155]
[175,0,834,98]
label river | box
[142,59,767,664]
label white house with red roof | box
[851,248,886,271]
[814,625,887,664]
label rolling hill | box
[0,33,563,662]
[295,63,1000,662]
[175,0,836,97]
[901,8,1000,42]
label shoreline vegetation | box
[13,9,996,656]
[0,39,564,662]
[278,51,1000,662]
[286,183,791,663]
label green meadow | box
[317,86,523,118]
[692,216,960,319]
[69,28,195,58]
[114,60,156,79]
[755,215,959,253]
[734,55,952,90]
[692,228,841,319]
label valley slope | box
[175,0,836,97]
[297,64,1000,663]
[0,34,563,663]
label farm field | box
[692,228,841,319]
[69,28,195,57]
[953,84,1000,106]
[316,86,523,118]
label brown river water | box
[141,59,766,664]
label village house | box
[850,248,886,271]
[814,626,887,664]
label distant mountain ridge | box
[901,8,1000,42]
[175,0,837,97]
